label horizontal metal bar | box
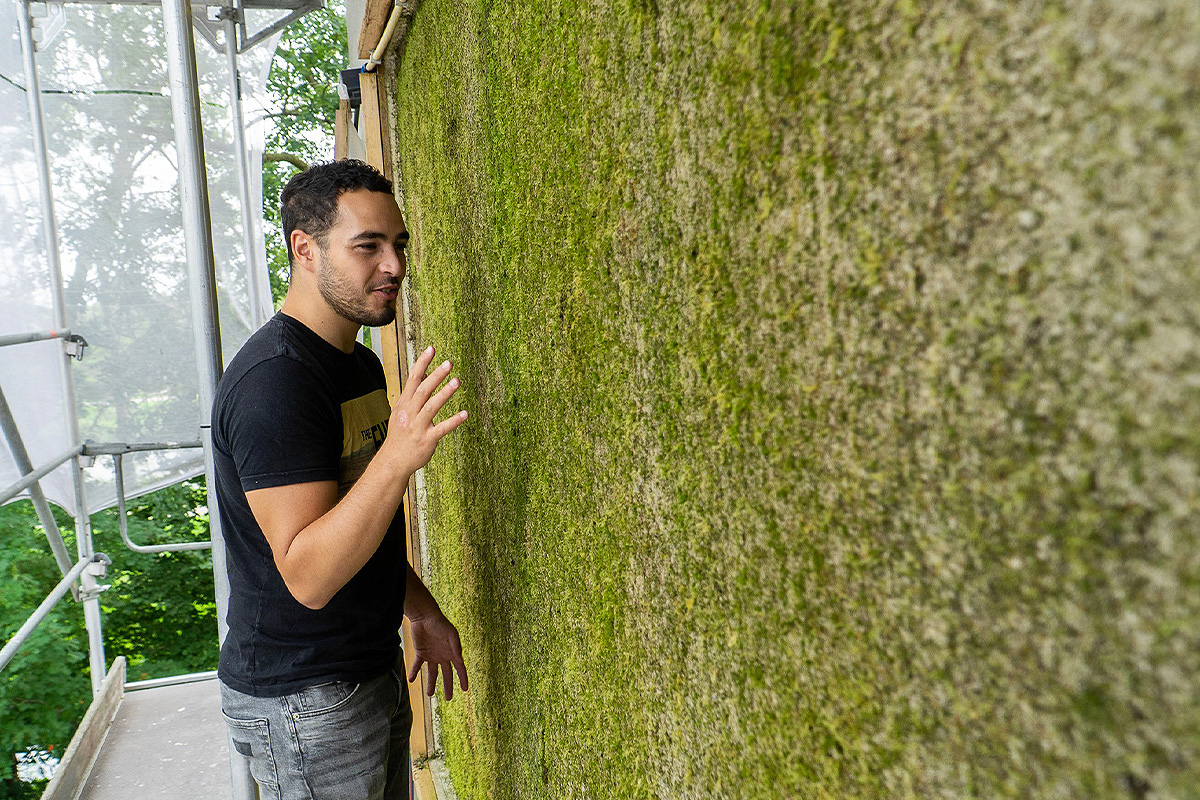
[114,453,212,554]
[82,441,202,455]
[125,670,218,692]
[0,555,95,673]
[0,444,83,505]
[0,329,72,349]
[239,0,321,52]
[119,534,212,554]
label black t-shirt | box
[212,312,405,697]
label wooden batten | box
[358,70,393,176]
[357,0,394,61]
[334,98,350,161]
[411,760,439,800]
[357,58,434,758]
[41,657,126,800]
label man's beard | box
[317,260,398,328]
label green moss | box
[388,0,1200,797]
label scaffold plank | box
[79,677,230,800]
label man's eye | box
[358,244,377,252]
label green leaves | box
[0,482,217,787]
[261,4,348,305]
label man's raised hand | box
[384,344,468,476]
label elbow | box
[289,581,332,610]
[295,591,330,611]
[278,567,332,610]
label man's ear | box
[291,229,318,273]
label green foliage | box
[389,0,1200,797]
[0,483,217,792]
[261,3,348,305]
[93,481,218,681]
[0,503,88,800]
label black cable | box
[0,71,164,96]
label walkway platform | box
[80,677,231,800]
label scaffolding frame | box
[1,0,321,795]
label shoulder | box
[217,317,335,402]
[213,323,339,446]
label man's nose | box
[380,247,405,277]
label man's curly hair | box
[280,159,394,268]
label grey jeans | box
[220,666,413,800]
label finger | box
[401,346,436,402]
[419,377,460,422]
[407,656,424,683]
[426,663,440,697]
[441,662,454,701]
[412,360,453,408]
[432,410,469,439]
[452,649,469,692]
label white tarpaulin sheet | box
[0,1,278,517]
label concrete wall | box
[386,1,1200,796]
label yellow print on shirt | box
[339,389,390,496]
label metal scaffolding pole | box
[223,9,269,330]
[161,0,230,644]
[17,0,107,695]
[161,4,254,797]
[0,382,75,577]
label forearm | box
[279,456,412,609]
[256,346,465,610]
[404,563,443,622]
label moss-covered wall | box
[386,1,1200,796]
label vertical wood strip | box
[334,98,350,161]
[356,0,394,61]
[400,617,430,756]
[360,64,434,759]
[359,71,386,168]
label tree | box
[0,503,88,800]
[261,3,347,304]
[0,483,217,798]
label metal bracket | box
[63,333,87,361]
[192,5,225,52]
[29,1,67,51]
[85,552,111,577]
[79,584,111,601]
[79,553,112,601]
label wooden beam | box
[359,63,433,758]
[334,98,350,161]
[411,760,439,800]
[42,657,126,800]
[401,616,432,757]
[357,0,394,61]
[358,70,393,177]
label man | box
[212,159,467,800]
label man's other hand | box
[407,611,469,701]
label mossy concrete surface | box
[387,1,1200,797]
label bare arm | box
[246,345,467,610]
[404,563,469,700]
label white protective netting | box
[0,1,280,518]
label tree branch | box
[264,152,310,172]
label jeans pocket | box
[221,713,281,797]
[293,680,361,718]
[289,675,394,798]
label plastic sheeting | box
[0,1,279,517]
